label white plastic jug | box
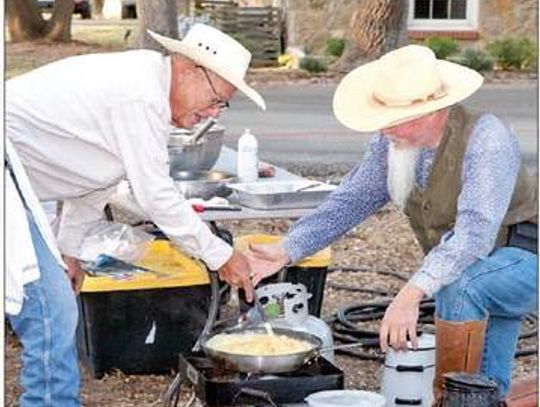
[237,128,258,182]
[305,390,386,407]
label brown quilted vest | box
[404,105,537,255]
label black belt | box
[507,221,537,254]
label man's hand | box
[63,255,85,295]
[379,283,425,352]
[245,243,291,287]
[217,250,254,302]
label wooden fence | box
[196,3,282,66]
[194,0,237,11]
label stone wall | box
[234,0,358,53]
[283,0,358,53]
[238,0,538,53]
[478,0,537,45]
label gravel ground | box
[5,202,537,406]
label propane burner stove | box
[178,352,344,406]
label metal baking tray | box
[228,181,336,210]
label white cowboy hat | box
[148,24,266,111]
[333,44,483,132]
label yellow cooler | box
[76,240,211,377]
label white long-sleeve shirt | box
[6,50,232,271]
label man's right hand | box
[217,250,254,302]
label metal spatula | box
[253,292,275,336]
[190,118,216,144]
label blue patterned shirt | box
[283,114,522,296]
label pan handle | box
[320,341,364,353]
[303,342,365,364]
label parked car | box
[37,0,92,19]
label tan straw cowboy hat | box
[333,44,483,132]
[148,24,266,111]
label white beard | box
[387,142,420,211]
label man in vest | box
[246,45,537,404]
[6,25,264,406]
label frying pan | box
[201,326,323,374]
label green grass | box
[71,22,138,48]
[6,21,138,79]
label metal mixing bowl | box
[168,123,225,173]
[171,170,236,200]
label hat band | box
[373,85,447,107]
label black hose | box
[193,222,232,351]
[328,282,395,296]
[336,348,384,362]
[329,266,409,281]
[516,348,538,358]
[327,269,537,361]
[192,271,221,352]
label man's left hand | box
[63,255,85,295]
[379,283,425,352]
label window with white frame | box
[408,0,479,31]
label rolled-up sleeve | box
[109,100,232,270]
[410,115,521,296]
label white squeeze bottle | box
[237,128,258,182]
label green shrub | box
[449,48,493,72]
[299,56,328,73]
[304,43,314,55]
[425,36,460,59]
[326,37,345,57]
[487,37,537,70]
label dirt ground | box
[5,206,537,406]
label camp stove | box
[178,352,344,406]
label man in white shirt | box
[6,24,265,405]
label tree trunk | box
[45,0,75,41]
[92,0,106,18]
[135,0,179,52]
[336,0,409,72]
[7,0,47,41]
[177,0,191,15]
[7,0,74,42]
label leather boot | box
[433,317,488,405]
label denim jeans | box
[435,247,538,396]
[8,213,81,407]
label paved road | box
[220,82,537,172]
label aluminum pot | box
[168,122,225,173]
[381,333,436,406]
[171,170,236,200]
[201,326,323,374]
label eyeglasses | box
[197,65,230,111]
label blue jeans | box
[435,247,538,396]
[8,213,81,406]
